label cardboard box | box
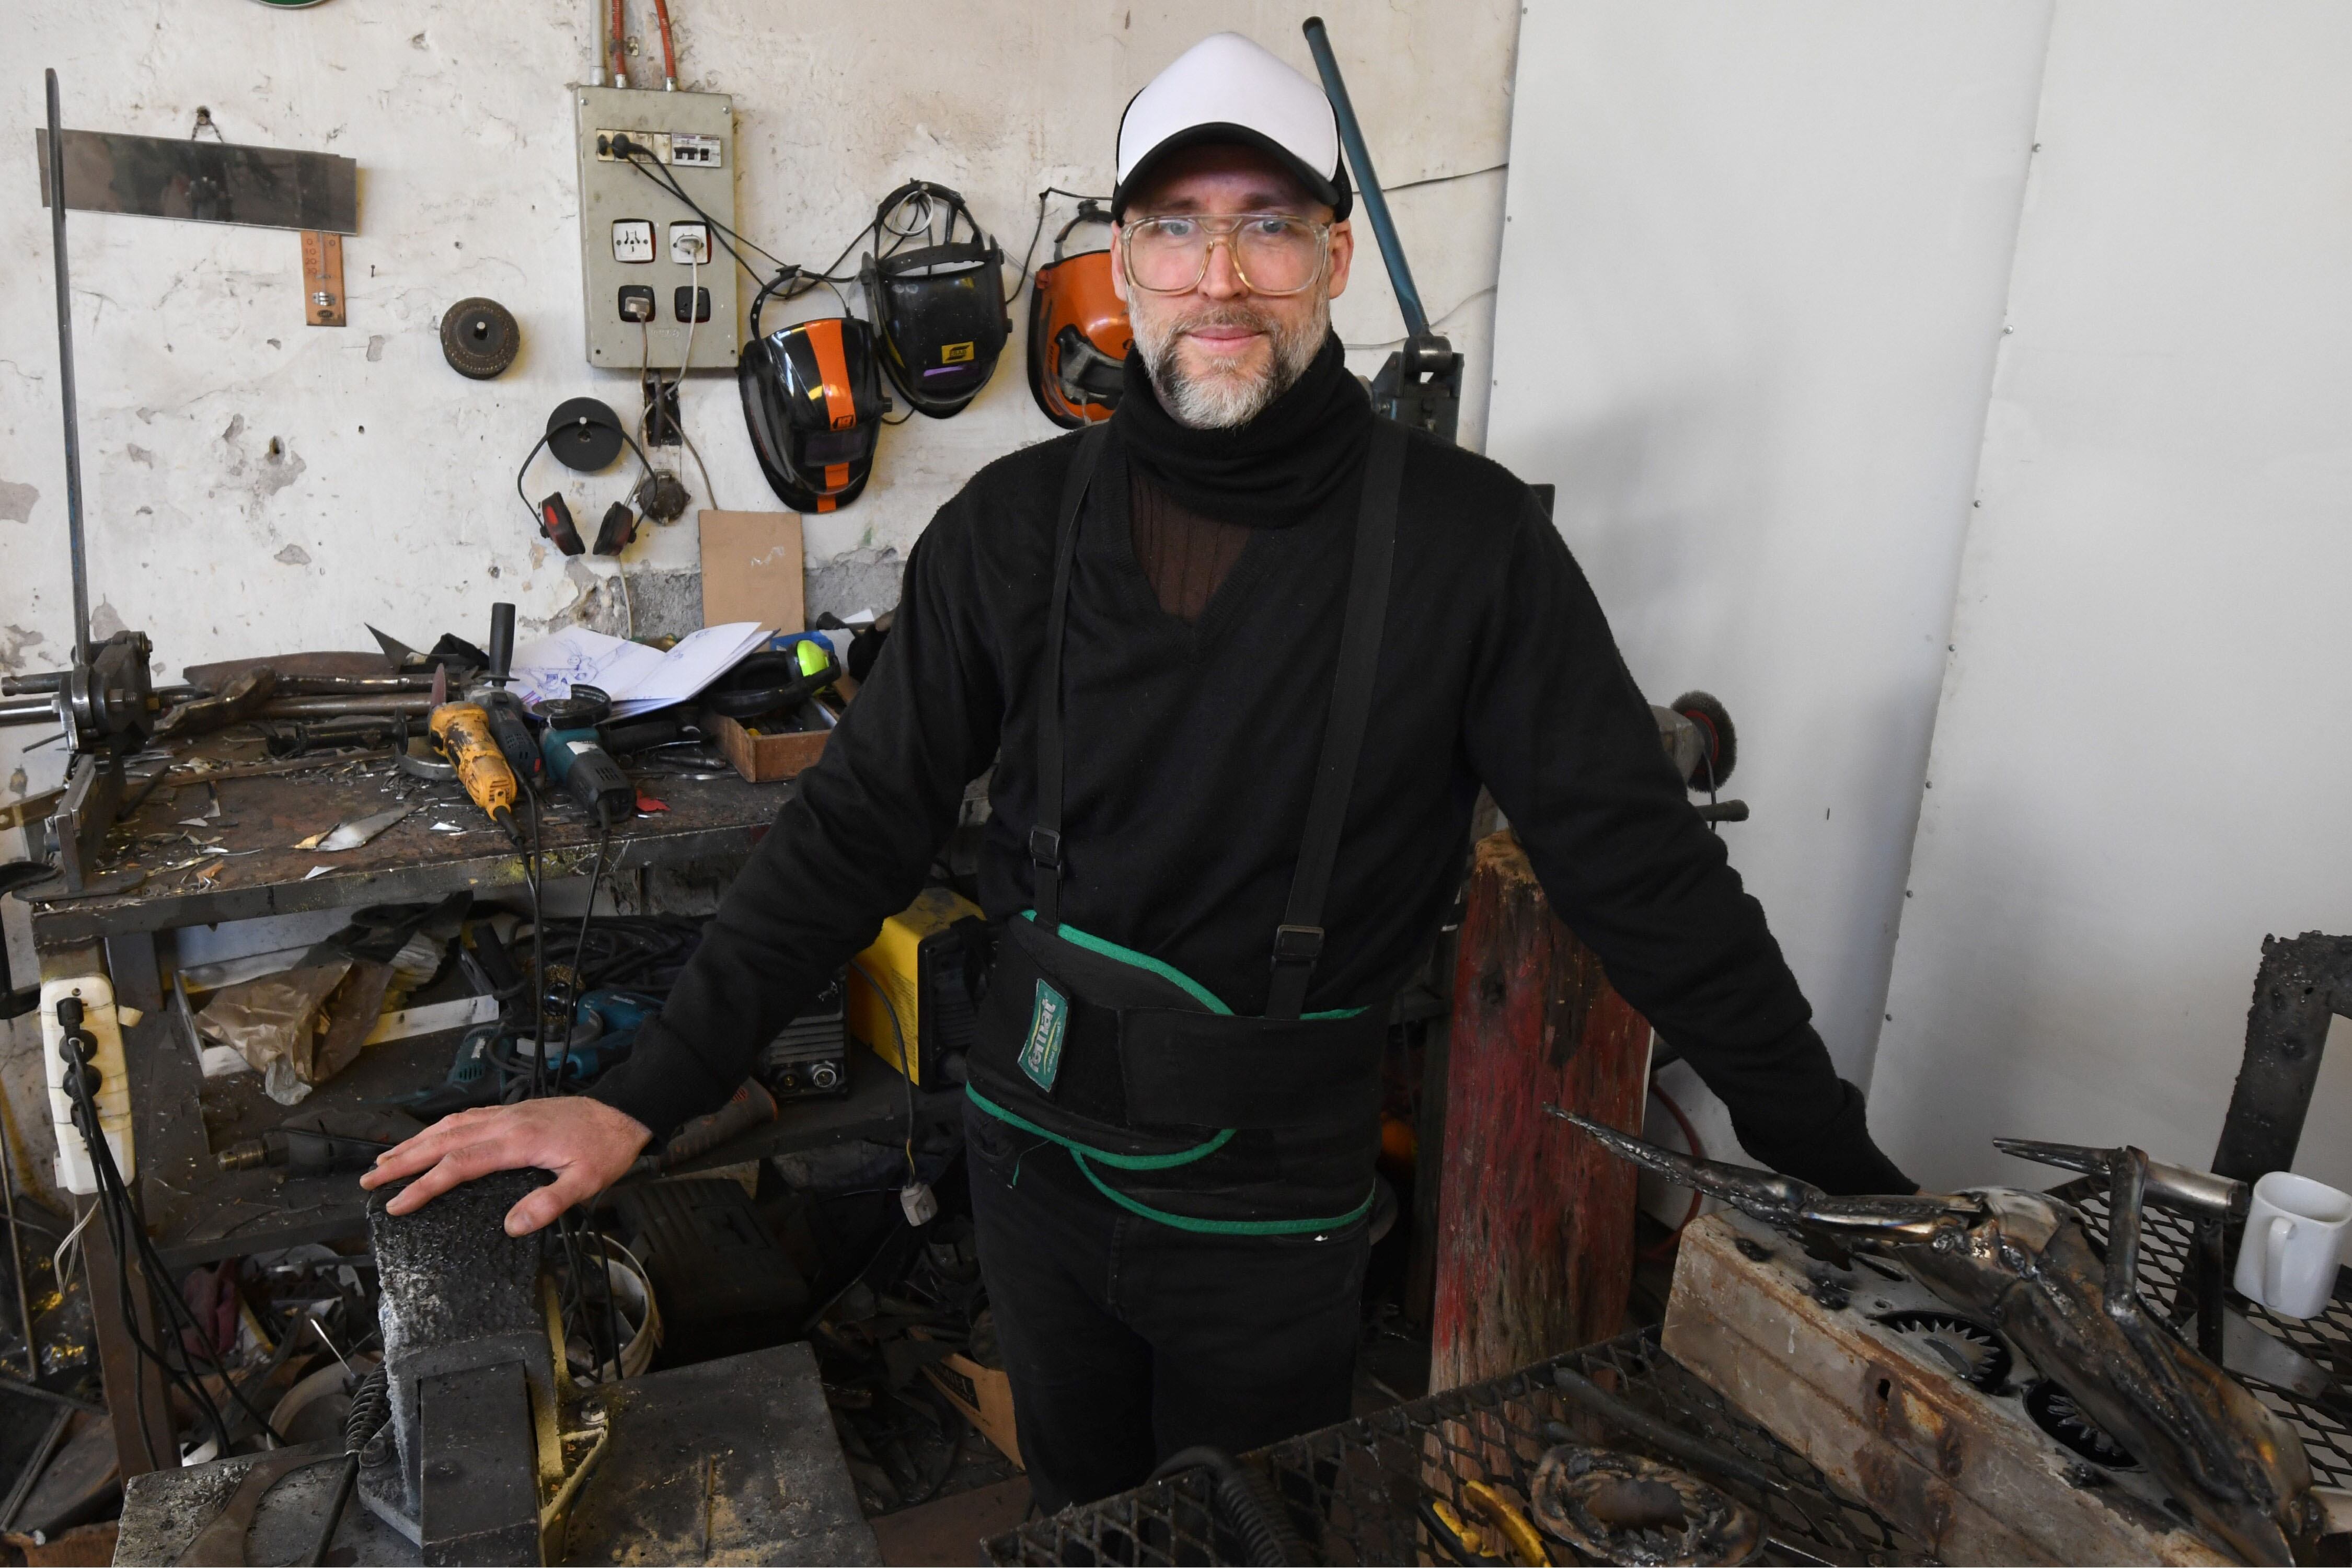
[921,1351,1022,1470]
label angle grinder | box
[535,684,636,827]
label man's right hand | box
[360,1097,652,1236]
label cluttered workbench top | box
[21,721,790,946]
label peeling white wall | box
[1,0,1516,799]
[1869,3,2352,1193]
[1483,3,2054,1169]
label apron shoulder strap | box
[1265,418,1409,1019]
[1032,424,1109,931]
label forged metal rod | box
[1546,1366,1790,1496]
[44,70,91,665]
[1300,18,1428,337]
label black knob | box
[488,602,516,687]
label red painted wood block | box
[1431,831,1651,1391]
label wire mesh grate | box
[2055,1175,2352,1492]
[985,1327,1927,1565]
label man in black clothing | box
[367,30,1910,1511]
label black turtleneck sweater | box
[591,339,1911,1195]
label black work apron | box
[965,419,1407,1235]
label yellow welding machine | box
[848,885,985,1087]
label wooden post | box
[1430,832,1650,1391]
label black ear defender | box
[514,396,670,558]
[538,492,586,556]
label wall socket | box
[574,86,738,371]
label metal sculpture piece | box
[1551,1110,2323,1565]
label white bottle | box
[41,974,134,1195]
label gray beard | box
[1132,294,1331,429]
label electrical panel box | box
[574,86,739,371]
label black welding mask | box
[736,301,890,514]
[859,181,1009,420]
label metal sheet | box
[36,129,358,234]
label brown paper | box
[697,510,804,634]
[193,958,396,1101]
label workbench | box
[11,732,965,1478]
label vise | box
[360,1168,602,1565]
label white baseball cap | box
[1113,32,1354,220]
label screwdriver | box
[428,666,522,841]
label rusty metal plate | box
[36,129,357,234]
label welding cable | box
[847,959,920,1183]
[1146,1447,1309,1567]
[300,1359,388,1566]
[524,791,549,1099]
[550,822,617,1098]
[649,0,678,88]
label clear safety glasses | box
[1120,213,1332,296]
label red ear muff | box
[539,492,585,556]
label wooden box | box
[921,1351,1023,1470]
[1661,1210,2230,1565]
[710,710,830,783]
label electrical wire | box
[847,959,920,1183]
[1008,188,1108,306]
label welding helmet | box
[859,181,1010,419]
[1026,201,1132,429]
[737,301,889,514]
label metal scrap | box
[294,803,414,852]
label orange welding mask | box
[1026,202,1132,429]
[738,310,890,514]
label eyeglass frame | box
[1116,211,1335,297]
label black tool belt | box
[962,417,1409,1234]
[966,916,1389,1230]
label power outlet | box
[575,87,737,370]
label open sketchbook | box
[509,622,769,718]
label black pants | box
[964,1104,1370,1512]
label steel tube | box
[1300,18,1429,339]
[45,72,91,667]
[0,695,62,728]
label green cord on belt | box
[965,1086,1374,1237]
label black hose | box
[303,1361,390,1566]
[1147,1446,1308,1567]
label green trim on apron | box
[967,1085,1374,1237]
[1017,911,1368,1021]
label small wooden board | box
[1661,1212,2231,1565]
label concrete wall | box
[0,0,1517,803]
[1869,3,2352,1193]
[1483,3,2054,1165]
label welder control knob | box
[441,297,522,381]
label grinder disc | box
[440,297,521,379]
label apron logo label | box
[1020,978,1068,1092]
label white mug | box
[2232,1171,2352,1320]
